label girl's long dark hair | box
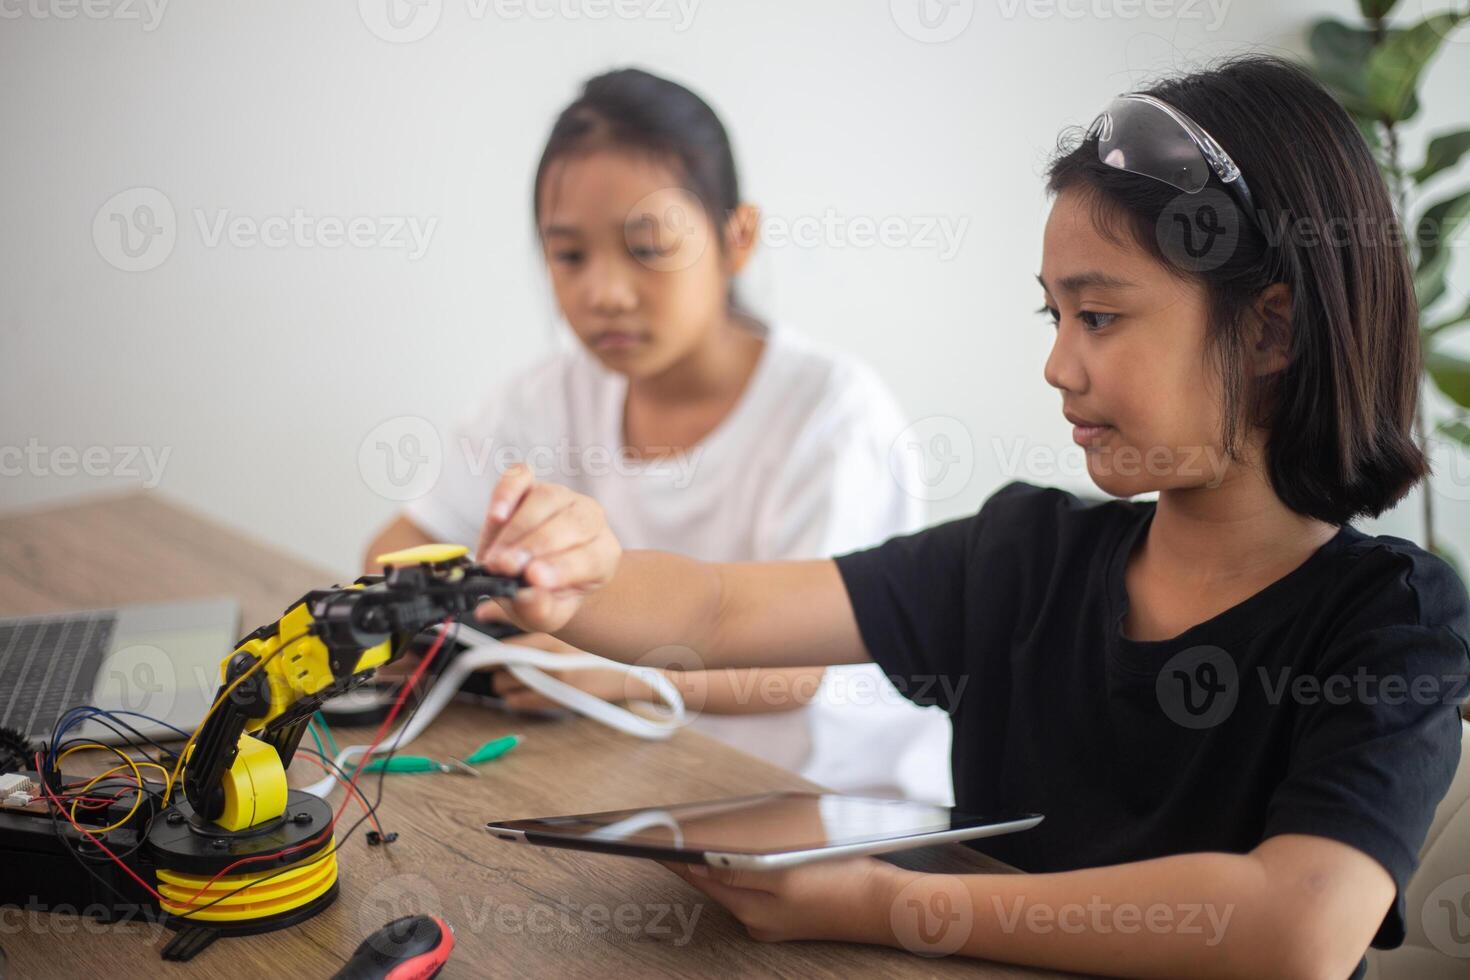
[534,67,740,245]
[1048,55,1426,526]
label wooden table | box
[0,492,1077,978]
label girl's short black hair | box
[533,67,740,243]
[1047,55,1427,526]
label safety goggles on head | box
[1086,93,1259,227]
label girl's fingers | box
[520,531,616,591]
[501,495,604,567]
[470,477,621,633]
[488,669,524,695]
[474,600,510,622]
[481,484,575,575]
[503,690,558,712]
[657,861,756,903]
[503,586,565,630]
[477,464,537,563]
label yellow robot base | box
[145,788,340,959]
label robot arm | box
[182,543,523,830]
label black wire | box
[47,738,165,872]
[40,624,445,927]
[295,745,384,833]
[165,622,452,921]
[167,651,438,920]
[52,730,169,868]
[42,752,159,912]
[56,732,170,771]
[35,628,312,916]
[51,712,181,765]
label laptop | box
[0,598,240,745]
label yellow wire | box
[77,759,172,789]
[56,743,147,833]
[161,631,309,805]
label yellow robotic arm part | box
[229,588,393,732]
[217,735,289,830]
[181,543,519,832]
[375,543,470,565]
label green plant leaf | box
[1416,189,1470,287]
[1417,244,1454,312]
[1365,13,1466,122]
[1427,349,1470,407]
[1413,130,1470,185]
[1309,19,1378,116]
[1426,300,1470,339]
[1357,116,1385,155]
[1436,418,1470,446]
[1358,0,1398,18]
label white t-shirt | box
[406,324,954,805]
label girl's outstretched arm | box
[662,833,1393,980]
[474,464,870,671]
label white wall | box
[2,0,1467,577]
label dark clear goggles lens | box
[1089,96,1221,195]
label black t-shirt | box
[835,481,1470,952]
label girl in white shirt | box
[366,67,950,805]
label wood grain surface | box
[0,492,1080,978]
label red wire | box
[70,789,135,810]
[333,619,452,824]
[291,753,383,834]
[34,751,167,903]
[172,620,454,907]
[34,619,455,916]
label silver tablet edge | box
[703,815,1045,871]
[488,827,528,842]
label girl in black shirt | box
[468,56,1470,979]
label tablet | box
[485,792,1042,870]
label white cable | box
[301,624,685,799]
